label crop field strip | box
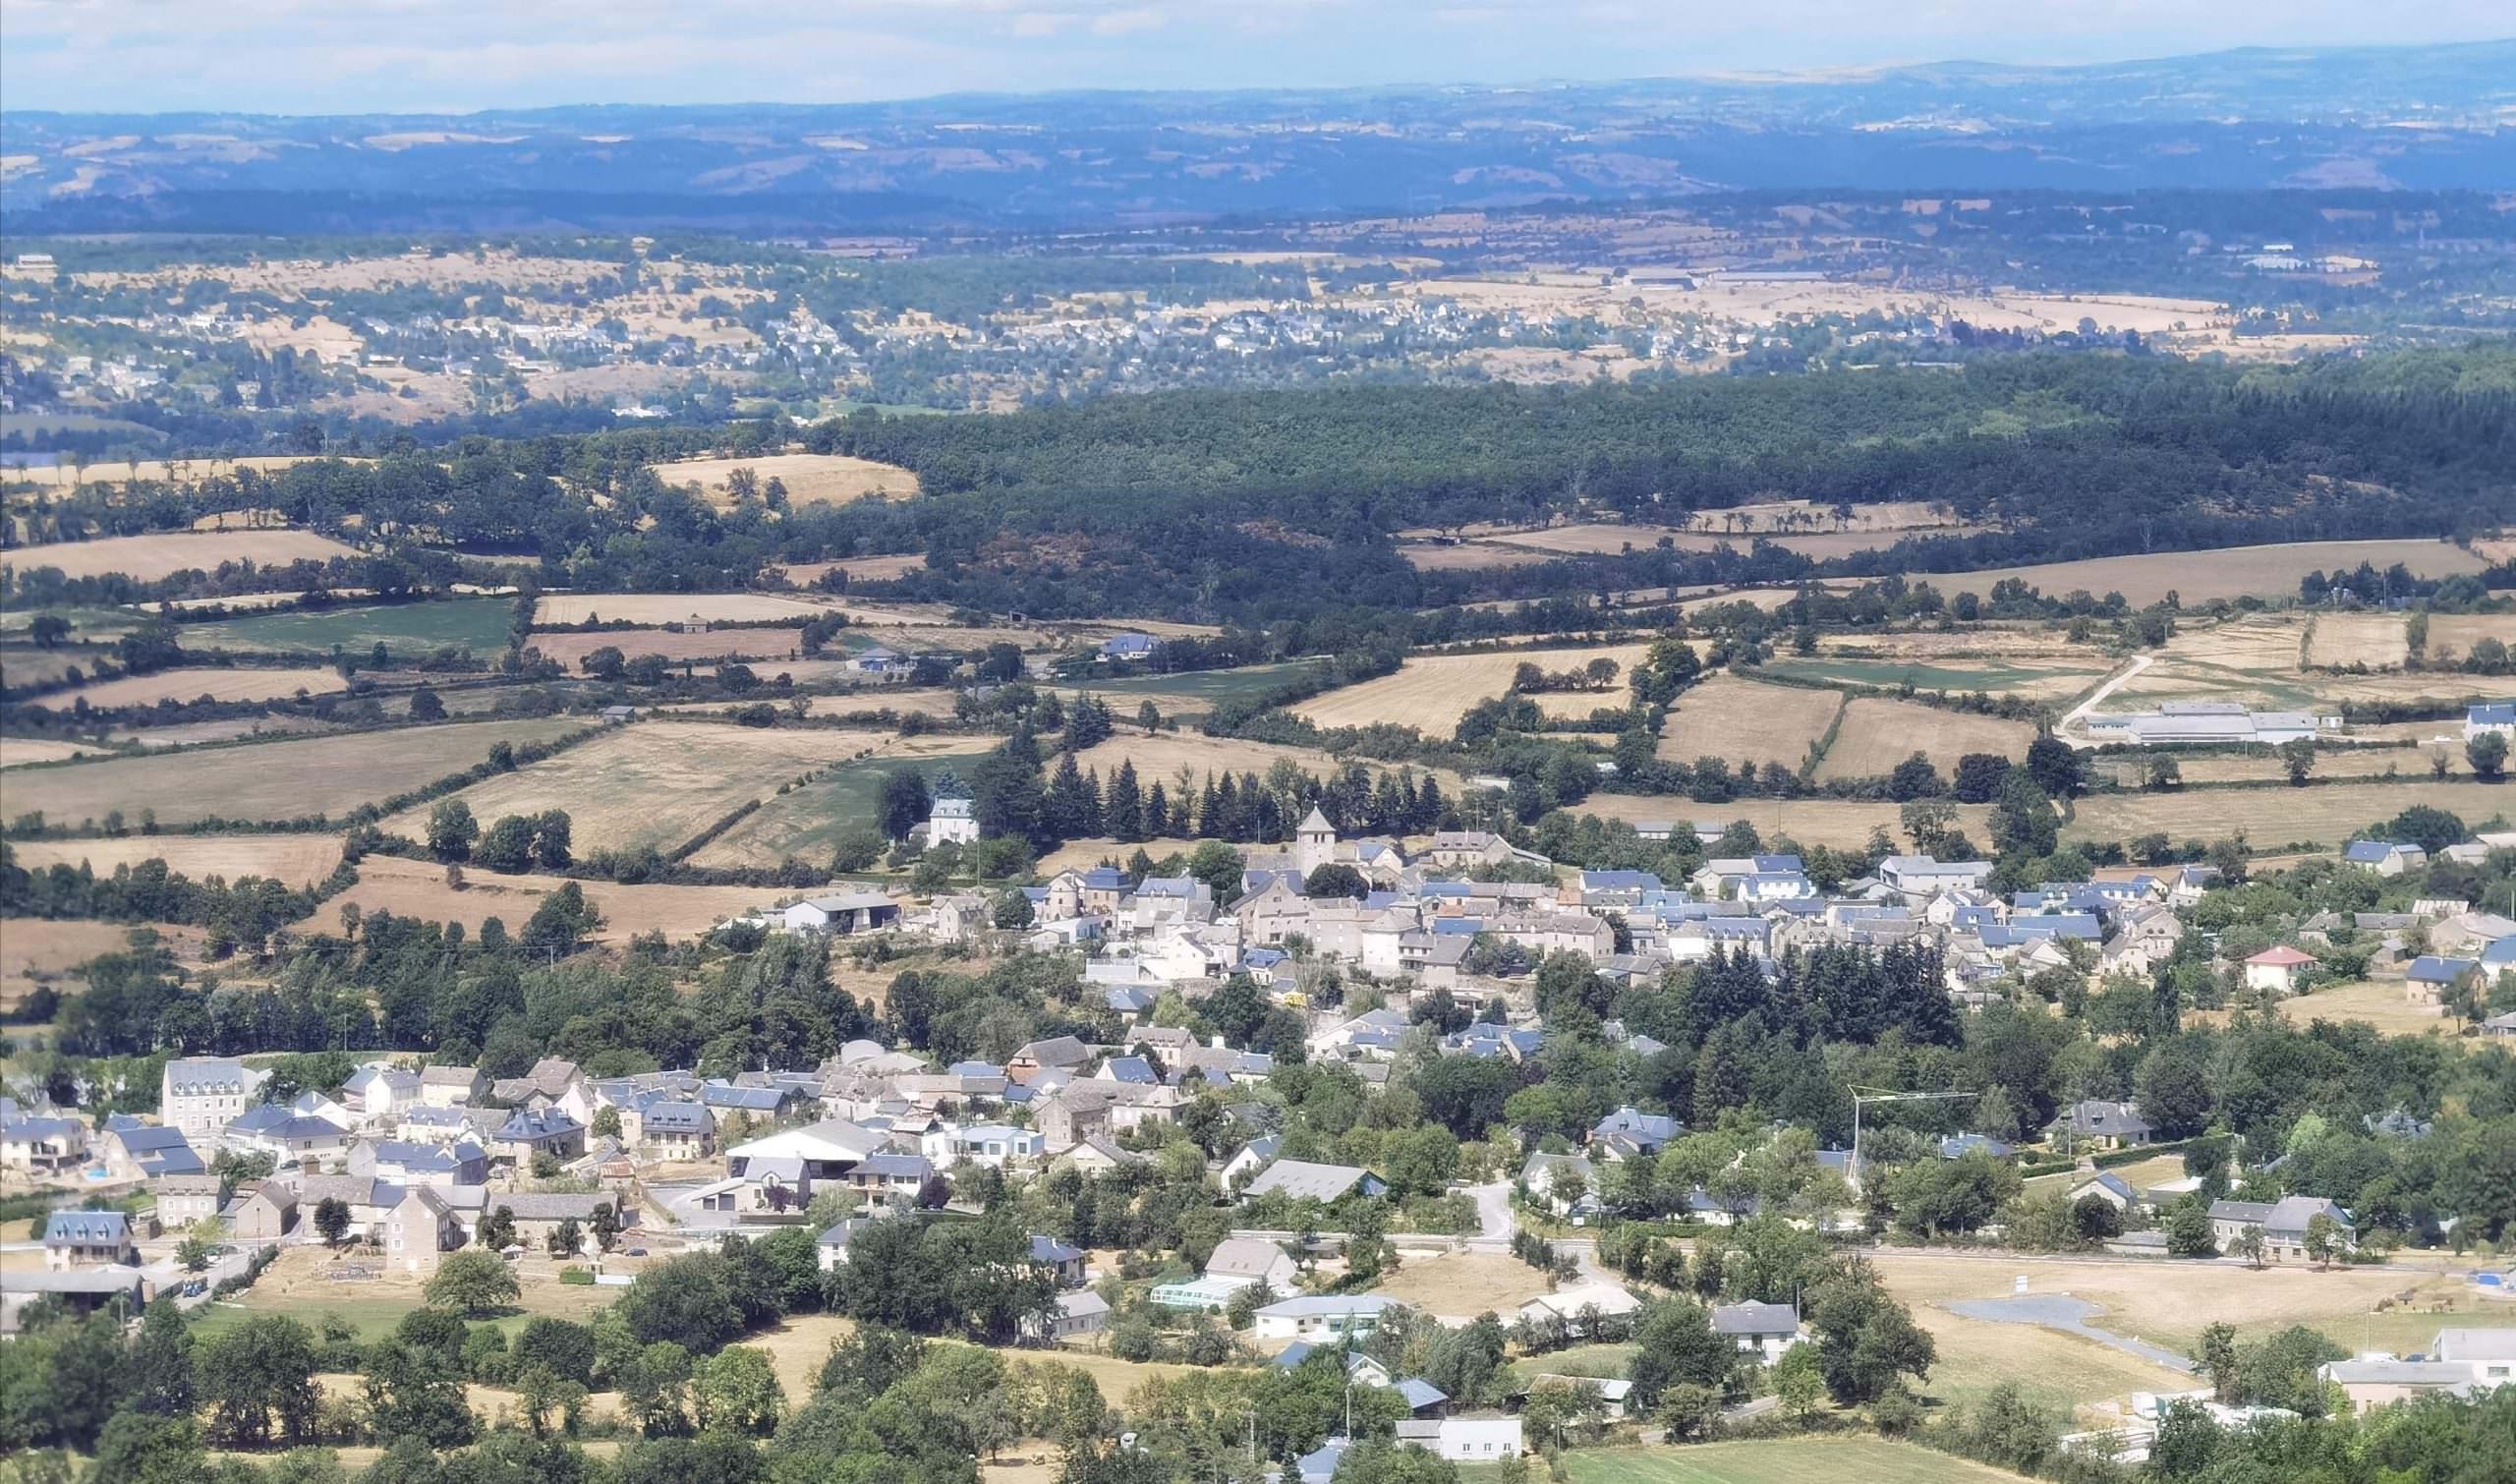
[182,597,517,656]
[1294,644,1652,735]
[1654,673,1844,770]
[0,528,363,582]
[1810,696,2035,778]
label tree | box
[364,1337,477,1447]
[2231,1226,2267,1269]
[1626,1299,1734,1409]
[2277,737,2317,785]
[86,1411,207,1484]
[478,1206,518,1251]
[1302,863,1369,899]
[314,1196,351,1247]
[478,814,537,873]
[198,1314,321,1447]
[2164,1201,2218,1258]
[879,769,933,841]
[427,1250,521,1317]
[616,1253,746,1353]
[511,1317,599,1388]
[2134,1039,2216,1139]
[427,799,481,862]
[2196,1322,2240,1402]
[2024,736,2084,798]
[692,1345,784,1434]
[591,1200,621,1254]
[2304,1212,2343,1269]
[548,1217,584,1259]
[408,685,447,721]
[1773,1345,1827,1427]
[2470,731,2509,781]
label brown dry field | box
[0,716,584,828]
[12,832,343,889]
[1869,1249,2512,1354]
[1930,541,2484,606]
[2423,613,2516,664]
[1529,690,1635,721]
[1369,1251,1553,1318]
[1398,541,1556,572]
[108,714,340,748]
[0,736,109,768]
[2156,614,2309,672]
[686,734,1001,868]
[658,684,961,718]
[533,592,833,626]
[526,628,822,667]
[1657,673,1843,770]
[0,647,89,686]
[2308,613,2409,669]
[653,451,920,506]
[1477,521,1988,561]
[2068,779,2516,849]
[63,665,343,709]
[748,1312,1193,1409]
[1293,643,1651,735]
[1,454,353,491]
[780,553,928,586]
[1580,792,1991,851]
[2142,746,2445,786]
[381,721,892,855]
[0,528,363,582]
[149,589,370,612]
[300,853,786,942]
[1816,626,2087,660]
[1813,698,2034,780]
[0,918,141,1008]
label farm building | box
[781,890,900,935]
[2466,703,2516,741]
[2084,702,2327,746]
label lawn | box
[185,598,517,657]
[1553,1439,2028,1483]
[686,736,998,868]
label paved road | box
[1946,1293,2196,1374]
[2060,654,2152,748]
[1464,1180,1515,1243]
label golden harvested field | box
[687,734,1001,869]
[654,451,920,506]
[2161,747,2441,786]
[1562,1439,2031,1484]
[2308,613,2409,669]
[1293,644,1651,735]
[64,664,343,709]
[1398,541,1555,572]
[527,628,820,667]
[382,722,892,855]
[1076,733,1405,791]
[1932,540,2484,607]
[1369,1251,1552,1318]
[533,592,832,626]
[13,833,343,889]
[0,716,584,828]
[2068,780,2516,849]
[0,736,109,767]
[299,853,786,942]
[0,918,140,1009]
[1530,690,1635,720]
[748,1313,1191,1407]
[0,528,363,582]
[1,454,351,490]
[781,553,928,586]
[150,589,371,612]
[2423,614,2516,665]
[2277,977,2463,1039]
[1657,674,1842,770]
[1812,698,2034,779]
[1911,1301,2193,1418]
[1580,792,1991,851]
[108,714,339,748]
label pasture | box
[780,553,928,586]
[185,598,516,656]
[2277,977,2464,1040]
[61,664,343,709]
[533,592,832,626]
[2067,780,2516,850]
[2308,612,2409,669]
[2423,613,2516,665]
[1929,540,2484,606]
[0,645,99,687]
[0,716,585,828]
[686,736,1001,869]
[653,450,920,506]
[1294,645,1651,736]
[1057,661,1320,709]
[1557,1440,2029,1484]
[1759,654,2106,703]
[12,832,344,889]
[1656,674,1842,771]
[301,853,785,942]
[1368,1251,1552,1319]
[0,528,361,582]
[382,721,893,855]
[1812,698,2034,780]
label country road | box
[2061,654,2152,748]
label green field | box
[1757,657,2100,694]
[185,599,515,657]
[1548,1440,2027,1484]
[688,742,996,868]
[1059,661,1318,704]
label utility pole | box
[1850,1085,1977,1189]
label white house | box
[2466,704,2516,742]
[161,1057,268,1142]
[1711,1301,1804,1363]
[928,796,979,846]
[1254,1294,1397,1341]
[1204,1236,1302,1291]
[2243,945,2318,996]
[1393,1417,1521,1462]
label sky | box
[3,0,2511,115]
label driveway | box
[1945,1293,2196,1373]
[2060,654,2151,747]
[1464,1180,1515,1243]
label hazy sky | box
[3,0,2509,114]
